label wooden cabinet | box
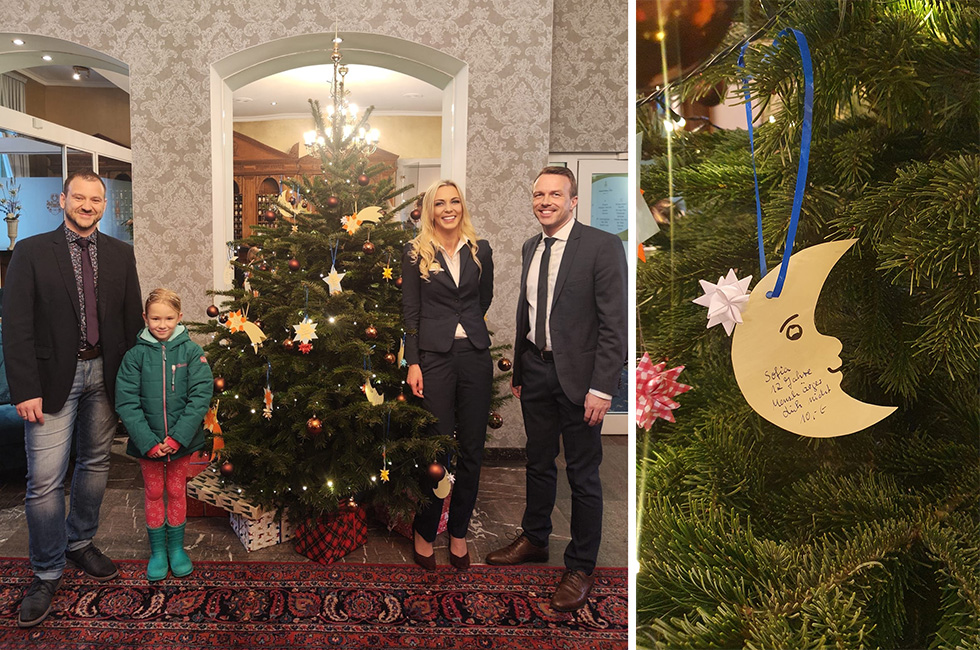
[233,132,398,238]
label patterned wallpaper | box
[4,0,626,448]
[551,0,629,152]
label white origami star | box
[692,269,752,336]
[324,264,346,295]
[292,317,318,344]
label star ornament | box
[225,309,246,333]
[636,352,692,430]
[324,264,346,294]
[293,317,318,344]
[382,265,393,281]
[692,269,752,336]
[379,468,390,483]
[203,402,222,435]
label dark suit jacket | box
[402,239,493,365]
[2,226,143,413]
[512,220,627,404]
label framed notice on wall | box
[575,158,629,435]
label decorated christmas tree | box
[194,38,510,525]
[636,1,978,648]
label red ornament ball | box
[264,209,277,222]
[497,358,512,371]
[357,174,370,186]
[306,417,323,436]
[362,241,375,254]
[288,258,301,271]
[384,352,397,364]
[410,209,421,221]
[282,338,295,351]
[327,196,340,208]
[365,325,378,339]
[213,377,226,392]
[219,461,234,477]
[427,462,446,482]
[488,411,503,429]
[395,277,403,288]
[206,304,220,318]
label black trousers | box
[414,338,492,542]
[518,348,603,573]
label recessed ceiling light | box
[234,97,254,103]
[270,101,277,106]
[12,39,25,46]
[403,92,423,99]
[42,55,52,61]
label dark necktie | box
[77,238,99,347]
[534,237,556,350]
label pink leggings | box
[139,456,191,528]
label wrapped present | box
[230,509,296,551]
[185,468,271,519]
[378,495,450,540]
[186,451,212,478]
[186,496,227,518]
[293,504,368,564]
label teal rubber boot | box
[146,525,169,581]
[165,522,193,578]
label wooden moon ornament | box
[731,239,895,437]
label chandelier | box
[303,34,381,156]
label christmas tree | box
[636,2,978,648]
[194,39,510,525]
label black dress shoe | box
[65,543,119,581]
[18,576,62,628]
[413,550,436,571]
[449,550,471,571]
[549,569,595,612]
[485,535,549,565]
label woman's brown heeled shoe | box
[413,549,437,571]
[449,550,470,571]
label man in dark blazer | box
[3,170,142,628]
[485,166,627,612]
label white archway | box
[209,32,468,289]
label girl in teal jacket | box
[115,288,213,581]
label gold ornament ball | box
[497,358,512,371]
[218,313,228,324]
[384,352,397,364]
[288,258,300,271]
[206,304,220,318]
[365,325,378,339]
[282,338,295,351]
[306,416,323,436]
[327,196,339,208]
[362,241,376,254]
[489,411,504,429]
[213,377,226,392]
[395,277,403,288]
[410,209,421,221]
[396,393,407,403]
[357,174,370,186]
[264,209,277,222]
[219,461,234,477]
[427,462,446,481]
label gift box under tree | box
[230,509,296,551]
[377,494,450,540]
[293,503,368,564]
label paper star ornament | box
[225,310,246,333]
[293,317,318,344]
[242,321,267,354]
[382,265,393,281]
[379,468,390,482]
[692,269,752,336]
[324,264,346,294]
[204,402,222,435]
[636,352,692,430]
[298,342,313,354]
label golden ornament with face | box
[732,239,895,437]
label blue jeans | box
[24,358,116,580]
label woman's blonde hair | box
[144,288,182,314]
[408,179,482,282]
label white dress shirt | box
[438,238,470,339]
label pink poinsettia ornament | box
[636,352,692,430]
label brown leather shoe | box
[485,535,549,565]
[549,569,594,612]
[449,550,470,571]
[413,549,436,571]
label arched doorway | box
[209,32,467,289]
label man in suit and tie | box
[3,170,142,627]
[485,166,627,611]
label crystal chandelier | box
[303,34,381,156]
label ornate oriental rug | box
[0,558,626,649]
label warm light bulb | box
[303,130,317,146]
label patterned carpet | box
[0,558,627,649]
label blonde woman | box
[401,179,493,571]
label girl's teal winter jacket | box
[116,325,213,460]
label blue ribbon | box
[738,28,814,299]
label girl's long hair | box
[408,179,482,282]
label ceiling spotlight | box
[270,101,277,106]
[72,66,90,81]
[12,39,25,46]
[42,55,52,61]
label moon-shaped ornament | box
[731,239,895,437]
